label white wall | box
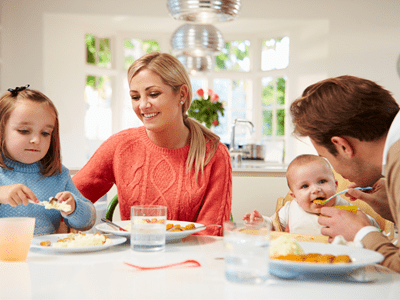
[1,0,400,167]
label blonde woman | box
[73,52,232,236]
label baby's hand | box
[0,184,37,207]
[55,192,76,215]
[242,210,264,223]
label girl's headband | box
[7,84,30,97]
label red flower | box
[212,119,219,126]
[211,93,219,103]
[196,89,204,97]
[207,89,213,96]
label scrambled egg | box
[270,235,305,258]
[43,200,71,212]
[52,233,111,248]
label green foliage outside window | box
[124,39,160,69]
[215,40,250,71]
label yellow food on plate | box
[273,253,352,264]
[269,233,352,264]
[124,222,197,232]
[40,232,111,247]
[270,235,305,258]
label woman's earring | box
[180,101,184,105]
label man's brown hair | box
[290,75,399,155]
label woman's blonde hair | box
[127,52,220,180]
[0,88,62,177]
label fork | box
[28,197,58,206]
[313,187,372,205]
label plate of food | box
[95,220,207,242]
[269,236,384,279]
[30,232,127,253]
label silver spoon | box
[313,187,372,205]
[167,224,221,232]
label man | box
[290,75,400,272]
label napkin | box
[331,235,364,248]
[124,259,201,271]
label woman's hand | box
[318,207,372,242]
[56,192,76,215]
[0,184,37,207]
[345,178,393,222]
[243,210,264,223]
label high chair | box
[275,169,395,241]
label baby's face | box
[289,161,338,214]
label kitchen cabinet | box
[231,163,288,222]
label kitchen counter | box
[232,160,287,177]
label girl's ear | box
[331,136,355,158]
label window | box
[84,34,113,160]
[83,33,290,163]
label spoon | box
[101,218,127,232]
[313,187,372,205]
[167,224,221,232]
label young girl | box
[0,85,96,235]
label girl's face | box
[289,161,338,214]
[129,68,184,133]
[4,99,56,164]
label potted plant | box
[188,89,225,129]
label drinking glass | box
[224,221,271,284]
[130,205,167,252]
[0,217,35,262]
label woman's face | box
[129,68,183,133]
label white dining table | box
[1,235,400,300]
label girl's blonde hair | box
[0,88,62,176]
[127,52,220,180]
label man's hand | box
[346,178,393,222]
[318,207,372,242]
[0,184,37,207]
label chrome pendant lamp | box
[177,55,213,73]
[171,23,225,57]
[167,0,241,73]
[167,0,241,23]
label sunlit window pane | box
[85,34,96,65]
[98,38,111,68]
[277,77,286,105]
[215,40,250,72]
[213,78,252,145]
[84,75,112,141]
[261,36,289,71]
[124,39,160,69]
[277,109,285,136]
[262,77,274,108]
[262,110,273,136]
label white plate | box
[30,234,127,253]
[95,220,206,242]
[269,242,384,279]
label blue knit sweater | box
[0,157,96,235]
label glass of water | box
[223,221,271,284]
[130,205,167,252]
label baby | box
[243,154,379,235]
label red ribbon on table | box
[124,259,201,271]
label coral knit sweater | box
[73,127,232,236]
